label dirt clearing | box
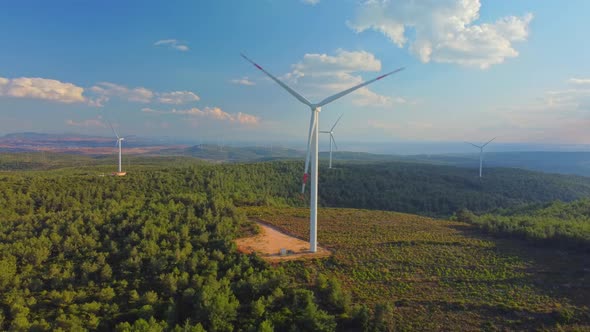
[236,220,331,262]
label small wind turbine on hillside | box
[465,137,495,178]
[107,120,126,176]
[242,53,403,252]
[320,114,343,169]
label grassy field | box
[241,207,590,331]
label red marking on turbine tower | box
[303,173,309,183]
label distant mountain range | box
[2,132,590,176]
[0,132,184,155]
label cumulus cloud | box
[368,119,432,131]
[142,107,260,125]
[154,39,189,51]
[568,78,590,86]
[89,83,202,106]
[230,77,256,86]
[0,74,204,110]
[158,91,200,104]
[235,112,260,124]
[282,49,405,107]
[65,117,106,128]
[301,0,320,5]
[349,0,533,69]
[486,80,590,143]
[90,82,153,105]
[0,76,86,103]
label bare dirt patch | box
[236,220,331,262]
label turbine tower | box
[108,120,126,175]
[320,114,343,169]
[242,53,403,252]
[465,137,496,178]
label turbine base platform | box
[111,172,127,176]
[236,220,331,262]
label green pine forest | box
[0,153,589,330]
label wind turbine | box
[465,137,495,178]
[242,53,403,252]
[107,120,126,175]
[320,114,343,169]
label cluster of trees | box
[0,166,401,331]
[179,160,590,217]
[454,199,590,250]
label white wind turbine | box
[320,114,343,169]
[242,53,403,252]
[465,137,496,178]
[108,120,126,175]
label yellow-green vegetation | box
[458,199,590,249]
[242,206,590,331]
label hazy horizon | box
[4,130,590,156]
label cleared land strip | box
[236,219,331,262]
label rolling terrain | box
[0,155,589,330]
[242,206,590,331]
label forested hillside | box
[318,162,590,216]
[4,152,590,216]
[0,168,356,331]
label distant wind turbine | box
[320,114,343,169]
[107,120,126,176]
[242,53,404,252]
[465,137,496,178]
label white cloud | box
[283,49,405,107]
[90,82,154,104]
[0,76,86,103]
[154,39,189,51]
[90,83,202,106]
[349,0,533,69]
[158,91,200,104]
[235,112,260,124]
[568,78,590,86]
[302,0,320,5]
[142,107,260,125]
[0,74,203,109]
[231,77,256,86]
[367,119,434,133]
[485,81,590,143]
[65,118,107,128]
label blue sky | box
[1,0,589,149]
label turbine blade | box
[319,131,330,133]
[482,137,496,148]
[464,141,482,149]
[302,111,317,193]
[331,134,338,150]
[241,53,312,107]
[106,119,119,139]
[317,67,405,107]
[330,113,343,132]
